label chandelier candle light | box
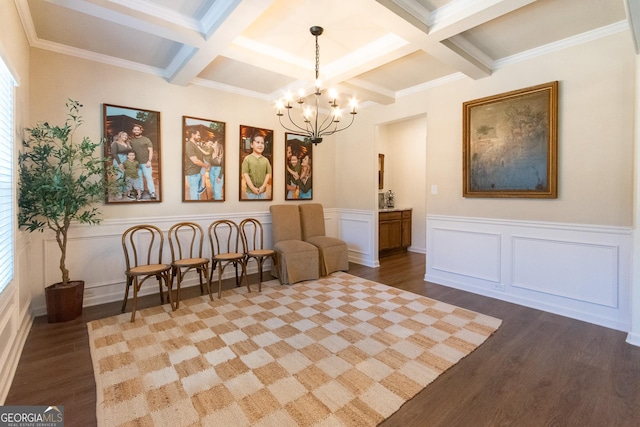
[276,26,357,144]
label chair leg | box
[121,276,132,313]
[218,263,224,299]
[197,269,204,295]
[257,258,264,292]
[159,270,168,305]
[202,264,213,301]
[242,258,252,292]
[234,263,240,287]
[130,277,139,322]
[209,260,216,291]
[272,253,284,286]
[243,260,251,293]
[172,269,181,311]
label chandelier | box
[276,26,357,145]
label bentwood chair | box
[168,222,212,308]
[208,220,248,298]
[299,203,349,276]
[240,218,277,292]
[269,205,319,285]
[121,224,172,322]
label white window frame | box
[0,55,16,294]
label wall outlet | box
[431,184,438,194]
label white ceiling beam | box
[375,0,537,81]
[374,0,432,34]
[168,0,275,86]
[415,36,490,79]
[340,80,396,105]
[428,0,538,41]
[44,0,201,45]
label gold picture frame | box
[463,81,558,198]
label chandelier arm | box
[316,117,338,136]
[315,112,338,135]
[319,113,357,137]
[284,108,314,134]
[278,114,312,137]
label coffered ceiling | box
[15,0,635,108]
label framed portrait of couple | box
[182,116,226,202]
[285,133,313,200]
[103,104,162,204]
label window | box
[0,56,16,293]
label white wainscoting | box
[426,215,632,331]
[30,208,371,315]
[31,211,275,316]
[339,209,378,268]
[1,235,33,404]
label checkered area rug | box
[88,272,501,426]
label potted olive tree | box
[18,99,115,323]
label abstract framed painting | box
[462,81,558,198]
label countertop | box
[379,207,412,212]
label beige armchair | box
[269,205,319,285]
[299,203,349,276]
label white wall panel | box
[426,215,632,331]
[512,237,619,307]
[431,228,501,282]
[339,209,376,267]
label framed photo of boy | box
[182,116,226,202]
[285,133,313,200]
[239,125,273,201]
[103,104,162,203]
[462,81,558,198]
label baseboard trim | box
[0,306,33,404]
[626,331,640,347]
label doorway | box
[375,115,427,256]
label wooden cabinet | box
[379,209,411,255]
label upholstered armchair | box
[269,205,319,285]
[299,203,349,276]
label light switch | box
[431,184,438,195]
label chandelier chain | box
[315,34,320,82]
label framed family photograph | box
[239,125,273,201]
[285,133,313,200]
[182,116,226,202]
[462,81,558,198]
[103,104,162,203]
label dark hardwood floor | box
[6,252,640,426]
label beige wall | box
[29,49,338,220]
[338,31,636,227]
